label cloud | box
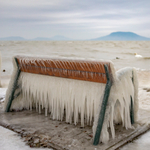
[0,0,150,39]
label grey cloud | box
[0,0,150,38]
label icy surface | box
[0,88,7,102]
[0,126,52,150]
[121,130,150,150]
[9,72,106,127]
[92,67,138,143]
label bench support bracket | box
[130,96,134,124]
[93,64,112,145]
[5,58,21,112]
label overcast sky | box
[0,0,150,39]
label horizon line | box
[0,31,150,40]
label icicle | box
[45,108,48,116]
[39,103,41,114]
[36,102,38,112]
[30,100,32,111]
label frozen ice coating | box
[92,67,138,143]
[4,55,139,144]
[15,55,113,84]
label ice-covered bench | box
[4,55,138,144]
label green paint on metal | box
[130,96,134,124]
[93,64,112,145]
[13,91,21,99]
[132,71,134,83]
[5,58,21,112]
[130,70,134,124]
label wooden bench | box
[4,55,138,144]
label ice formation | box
[4,56,138,144]
[93,67,138,143]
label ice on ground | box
[0,126,52,150]
[0,88,7,102]
[121,130,150,150]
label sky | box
[0,0,150,39]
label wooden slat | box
[16,56,112,83]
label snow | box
[121,130,150,150]
[0,126,52,150]
[0,88,7,103]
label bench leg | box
[130,70,134,124]
[130,96,134,124]
[93,64,112,145]
[5,58,21,112]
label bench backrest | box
[16,56,113,84]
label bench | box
[4,55,138,144]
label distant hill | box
[0,36,26,41]
[32,35,72,41]
[1,32,150,41]
[0,35,72,41]
[91,32,150,41]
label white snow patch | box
[0,88,7,102]
[121,130,150,150]
[0,126,52,150]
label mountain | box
[0,35,72,41]
[31,37,50,41]
[1,32,150,41]
[32,35,72,41]
[91,32,150,41]
[0,36,26,41]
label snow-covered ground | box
[0,126,52,150]
[0,88,6,103]
[0,88,52,150]
[0,88,53,150]
[121,130,150,150]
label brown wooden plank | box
[16,56,112,83]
